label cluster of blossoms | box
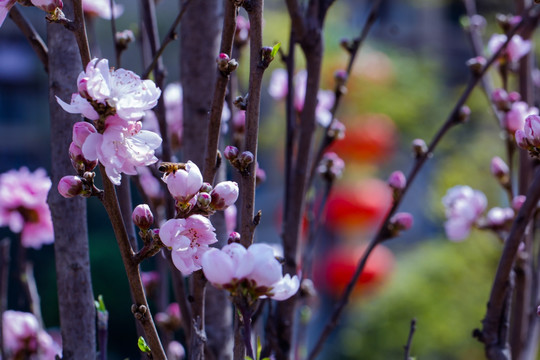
[201,242,300,301]
[488,32,531,65]
[57,58,162,187]
[492,88,538,134]
[3,310,61,360]
[0,168,54,248]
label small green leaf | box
[271,42,281,58]
[95,295,107,312]
[138,336,151,353]
[244,357,253,360]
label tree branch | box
[9,6,48,72]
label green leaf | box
[244,357,253,360]
[271,42,281,58]
[138,336,151,353]
[95,295,106,312]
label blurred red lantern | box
[328,114,396,163]
[325,178,392,231]
[313,243,395,298]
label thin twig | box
[306,11,537,359]
[9,7,48,72]
[142,0,194,79]
[71,0,91,66]
[403,318,417,360]
[108,0,119,67]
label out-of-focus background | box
[0,0,528,358]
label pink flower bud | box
[69,142,97,172]
[334,69,347,86]
[508,91,521,103]
[390,212,414,231]
[197,192,212,209]
[512,195,526,211]
[412,138,428,157]
[458,105,471,123]
[31,0,63,12]
[238,151,254,166]
[228,231,241,244]
[256,165,267,185]
[388,170,406,190]
[466,56,486,74]
[492,88,510,111]
[486,207,514,227]
[515,129,529,149]
[58,175,83,198]
[224,145,239,161]
[490,156,509,179]
[211,181,239,210]
[167,341,186,360]
[199,182,213,193]
[132,204,154,230]
[72,121,97,148]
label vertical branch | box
[283,28,296,222]
[239,0,266,248]
[47,2,96,357]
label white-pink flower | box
[162,161,203,203]
[3,310,61,360]
[0,168,54,249]
[201,243,300,301]
[81,116,162,185]
[31,0,62,12]
[488,34,532,63]
[160,214,217,275]
[503,101,538,134]
[516,115,540,149]
[210,181,239,210]
[82,0,123,19]
[57,58,160,122]
[442,185,487,241]
[0,0,16,28]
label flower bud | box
[132,204,154,230]
[340,38,352,52]
[217,53,230,72]
[73,121,97,147]
[458,105,471,123]
[486,207,514,227]
[197,192,212,209]
[490,156,509,181]
[238,151,254,167]
[256,164,267,186]
[199,182,213,193]
[317,152,345,181]
[334,69,348,91]
[211,181,239,210]
[69,142,97,172]
[512,195,526,211]
[224,145,239,161]
[58,175,84,198]
[228,231,241,244]
[327,119,346,140]
[412,138,428,157]
[388,170,406,190]
[390,212,414,232]
[491,88,510,111]
[508,91,521,103]
[466,56,486,75]
[115,29,135,50]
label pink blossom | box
[442,185,487,241]
[512,195,526,211]
[317,152,345,179]
[490,156,509,179]
[162,161,203,203]
[73,121,97,147]
[164,83,183,145]
[503,101,538,134]
[0,0,16,29]
[486,207,514,227]
[210,181,239,210]
[82,0,123,19]
[390,212,414,231]
[57,58,160,122]
[516,115,540,149]
[488,34,531,63]
[201,243,300,301]
[268,68,288,100]
[160,215,217,275]
[167,340,186,360]
[235,15,250,44]
[224,205,237,234]
[81,116,162,185]
[2,310,60,359]
[0,168,54,249]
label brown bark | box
[47,2,96,356]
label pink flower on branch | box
[442,185,487,241]
[160,215,218,275]
[82,0,123,19]
[202,243,300,301]
[162,161,203,205]
[0,167,54,249]
[488,33,531,64]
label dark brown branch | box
[142,0,194,79]
[403,318,417,360]
[99,165,166,359]
[9,7,48,72]
[71,0,91,66]
[238,0,266,248]
[284,0,306,40]
[202,0,237,183]
[306,11,538,359]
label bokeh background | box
[0,0,530,358]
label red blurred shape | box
[325,178,392,231]
[313,243,395,298]
[329,114,396,163]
